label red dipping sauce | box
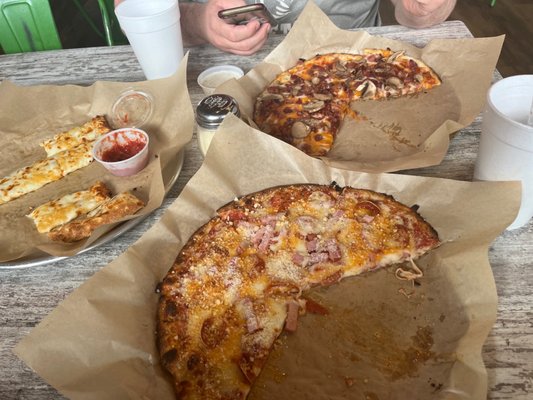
[101,138,146,162]
[92,128,150,177]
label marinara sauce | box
[101,136,146,162]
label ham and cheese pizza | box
[254,49,441,156]
[0,116,112,205]
[157,183,440,400]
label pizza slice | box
[26,181,112,233]
[357,48,441,100]
[40,115,111,157]
[157,184,440,399]
[47,192,145,242]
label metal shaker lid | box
[196,94,240,129]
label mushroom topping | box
[386,76,404,89]
[291,121,311,138]
[261,93,284,101]
[311,76,320,85]
[335,60,347,72]
[303,100,325,113]
[387,50,405,63]
[414,74,424,83]
[354,69,365,80]
[356,80,377,99]
[314,93,333,101]
[301,118,320,127]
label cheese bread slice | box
[48,192,145,242]
[0,158,63,205]
[27,181,112,233]
[52,141,95,175]
[40,115,111,157]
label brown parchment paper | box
[0,53,194,262]
[14,115,520,399]
[217,1,504,173]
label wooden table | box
[0,21,531,400]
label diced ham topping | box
[325,239,342,261]
[252,225,275,253]
[305,234,318,252]
[284,301,300,332]
[308,252,330,265]
[292,252,305,265]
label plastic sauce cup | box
[93,128,150,177]
[197,65,244,95]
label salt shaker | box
[196,94,241,156]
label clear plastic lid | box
[110,88,154,129]
[196,94,240,130]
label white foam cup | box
[474,75,533,230]
[115,0,183,80]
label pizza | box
[156,183,440,399]
[253,49,441,156]
[47,191,145,242]
[0,116,112,205]
[26,181,112,233]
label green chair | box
[0,0,62,53]
[0,0,127,54]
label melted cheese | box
[0,158,62,204]
[27,181,111,233]
[52,141,94,175]
[40,115,111,157]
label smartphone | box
[218,4,276,26]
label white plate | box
[0,150,185,270]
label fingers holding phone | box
[202,0,271,55]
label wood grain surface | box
[0,21,531,400]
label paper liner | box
[0,53,194,262]
[14,115,520,399]
[216,1,504,172]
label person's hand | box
[182,0,271,55]
[391,0,456,28]
[401,0,448,16]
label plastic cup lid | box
[110,88,154,129]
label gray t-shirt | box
[189,0,381,33]
[257,0,381,33]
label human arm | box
[115,0,270,55]
[390,0,457,28]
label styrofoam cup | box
[115,0,183,80]
[474,75,533,230]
